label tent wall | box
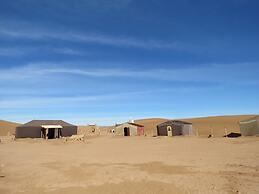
[115,123,138,136]
[61,126,78,137]
[157,121,194,136]
[157,125,168,136]
[137,126,144,136]
[182,125,194,135]
[157,125,182,136]
[15,127,42,138]
[239,118,259,136]
[15,126,77,138]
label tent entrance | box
[167,126,173,136]
[124,127,130,136]
[41,125,63,139]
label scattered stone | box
[63,134,86,142]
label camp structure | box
[157,120,194,136]
[16,120,77,139]
[239,116,259,136]
[114,122,144,136]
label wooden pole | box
[210,128,214,137]
[225,128,228,138]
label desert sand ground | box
[0,136,259,194]
[0,120,20,136]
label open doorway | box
[167,126,173,136]
[124,127,130,136]
[41,125,63,139]
[48,128,62,139]
[41,128,62,139]
[47,128,55,139]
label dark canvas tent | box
[16,120,77,139]
[239,116,259,136]
[157,120,194,136]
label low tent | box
[157,120,194,136]
[16,120,77,139]
[239,116,259,136]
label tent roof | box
[157,120,192,127]
[127,122,144,127]
[41,125,63,129]
[116,122,144,127]
[239,116,259,124]
[19,120,76,127]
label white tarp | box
[41,125,63,129]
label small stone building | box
[157,120,194,136]
[239,116,259,136]
[114,122,144,136]
[16,120,77,139]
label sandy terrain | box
[0,136,259,194]
[0,120,20,136]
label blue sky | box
[0,0,259,125]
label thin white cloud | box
[51,48,86,55]
[0,48,29,56]
[0,27,188,50]
[15,0,132,12]
[0,46,87,57]
[0,87,197,109]
[0,62,258,85]
[0,94,114,109]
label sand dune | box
[0,120,21,136]
[134,118,168,136]
[135,115,257,137]
[183,115,257,137]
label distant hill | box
[0,120,21,136]
[135,115,257,137]
[182,115,257,137]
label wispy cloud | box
[0,26,188,50]
[12,0,133,12]
[0,46,87,57]
[0,47,29,56]
[51,48,86,55]
[0,87,198,109]
[0,62,258,85]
